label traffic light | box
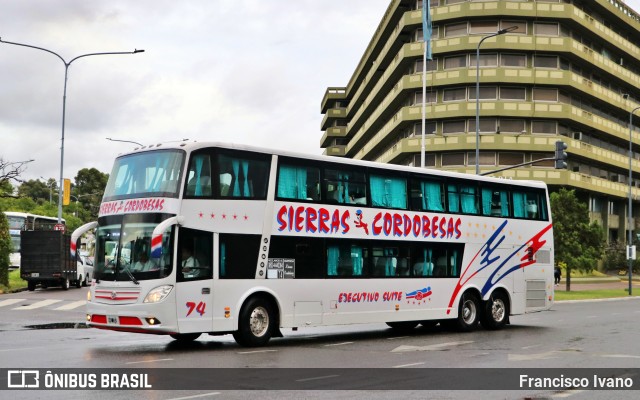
[554,141,568,169]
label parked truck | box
[20,230,83,291]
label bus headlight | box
[143,285,174,303]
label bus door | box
[175,228,214,333]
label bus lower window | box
[220,234,261,279]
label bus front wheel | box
[480,291,509,330]
[233,297,275,347]
[170,333,201,342]
[455,292,480,332]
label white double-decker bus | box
[80,142,554,347]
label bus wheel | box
[61,278,70,291]
[27,281,36,291]
[170,333,201,342]
[480,291,509,330]
[386,321,418,331]
[455,292,479,332]
[233,297,275,347]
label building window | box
[533,88,558,102]
[443,87,467,102]
[468,152,496,166]
[469,86,497,100]
[534,22,560,36]
[445,22,468,37]
[532,153,554,167]
[441,153,465,166]
[468,118,497,133]
[444,54,467,69]
[501,53,526,67]
[412,122,437,137]
[413,90,437,105]
[498,152,524,166]
[415,59,438,73]
[442,120,466,134]
[531,120,557,134]
[500,20,526,34]
[469,21,499,34]
[470,53,498,67]
[499,119,526,134]
[500,87,526,100]
[534,55,559,68]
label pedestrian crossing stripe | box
[0,298,87,311]
[0,298,26,308]
[13,299,62,310]
[54,300,87,310]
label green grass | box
[555,289,639,301]
[0,269,28,293]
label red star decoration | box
[210,213,215,219]
[233,214,237,220]
[244,215,248,220]
[222,214,227,219]
[198,212,203,218]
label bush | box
[0,210,11,287]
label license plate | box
[31,273,39,278]
[107,315,118,325]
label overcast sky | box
[2,0,640,186]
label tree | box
[17,179,56,204]
[0,209,11,287]
[0,158,32,198]
[73,168,108,220]
[550,188,605,290]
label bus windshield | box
[94,214,174,282]
[103,149,185,201]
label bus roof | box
[3,211,65,222]
[115,140,549,190]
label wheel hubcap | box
[249,306,269,337]
[462,299,476,324]
[491,299,505,322]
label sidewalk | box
[554,275,640,291]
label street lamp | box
[40,176,55,204]
[475,26,517,175]
[106,137,143,147]
[628,105,640,296]
[0,37,144,223]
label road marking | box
[387,336,409,340]
[324,342,353,347]
[125,358,174,365]
[392,362,425,368]
[0,299,26,308]
[54,300,87,310]
[600,354,640,359]
[237,349,278,354]
[508,351,562,361]
[166,393,221,400]
[392,340,474,352]
[295,375,339,382]
[13,299,62,310]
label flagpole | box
[421,0,432,169]
[421,40,426,168]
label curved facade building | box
[320,0,640,242]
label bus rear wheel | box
[233,297,275,347]
[480,291,509,330]
[454,292,480,332]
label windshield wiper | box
[120,264,139,285]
